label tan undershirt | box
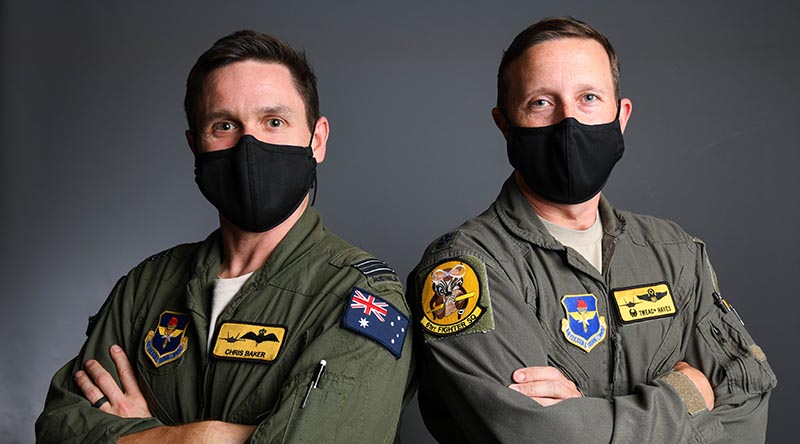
[538,211,603,273]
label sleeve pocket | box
[263,371,356,444]
[697,310,776,396]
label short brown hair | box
[496,17,620,114]
[184,30,319,135]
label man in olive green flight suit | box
[36,31,413,444]
[408,17,776,443]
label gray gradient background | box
[1,1,797,443]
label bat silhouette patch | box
[212,322,286,363]
[612,282,677,324]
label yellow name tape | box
[612,282,677,324]
[212,322,286,363]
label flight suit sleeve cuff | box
[658,370,707,416]
[656,373,726,443]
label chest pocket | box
[136,311,200,423]
[642,269,693,379]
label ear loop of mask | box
[307,124,318,206]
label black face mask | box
[506,112,624,205]
[194,134,317,233]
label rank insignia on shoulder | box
[343,287,409,358]
[612,282,677,324]
[144,311,189,367]
[145,248,172,262]
[561,294,607,353]
[431,231,460,253]
[352,258,397,278]
[212,322,286,363]
[420,259,491,338]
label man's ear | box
[618,98,633,134]
[186,130,197,155]
[491,107,510,139]
[310,116,329,164]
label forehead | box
[508,37,613,93]
[200,60,305,115]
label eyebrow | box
[200,105,294,124]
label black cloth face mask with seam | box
[506,111,625,205]
[194,134,317,233]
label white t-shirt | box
[207,272,254,350]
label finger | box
[531,397,563,407]
[110,345,141,396]
[74,370,111,412]
[512,366,564,383]
[509,379,578,400]
[84,359,123,403]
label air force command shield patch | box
[144,311,189,367]
[342,287,409,358]
[561,294,607,353]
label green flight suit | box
[408,177,776,444]
[36,208,414,443]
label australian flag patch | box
[343,287,409,358]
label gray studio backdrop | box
[1,1,797,443]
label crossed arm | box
[508,361,714,410]
[74,344,254,444]
[76,343,713,444]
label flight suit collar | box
[183,207,326,355]
[495,175,626,248]
[495,176,627,279]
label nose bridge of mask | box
[563,118,579,201]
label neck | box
[217,197,309,278]
[514,173,600,231]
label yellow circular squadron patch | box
[420,261,484,336]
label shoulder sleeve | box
[248,259,414,444]
[35,273,163,443]
[679,238,776,443]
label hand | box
[509,366,582,407]
[672,361,715,411]
[74,344,152,418]
[119,422,255,444]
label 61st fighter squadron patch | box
[420,259,490,337]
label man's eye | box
[267,118,284,128]
[214,122,236,131]
[532,99,549,107]
[584,94,597,102]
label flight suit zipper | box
[603,236,620,397]
[200,281,259,419]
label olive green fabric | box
[36,208,414,443]
[408,177,776,444]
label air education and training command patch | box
[212,322,286,363]
[561,294,607,353]
[420,260,488,337]
[144,311,189,367]
[612,282,677,324]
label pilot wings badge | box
[560,294,607,353]
[612,282,677,324]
